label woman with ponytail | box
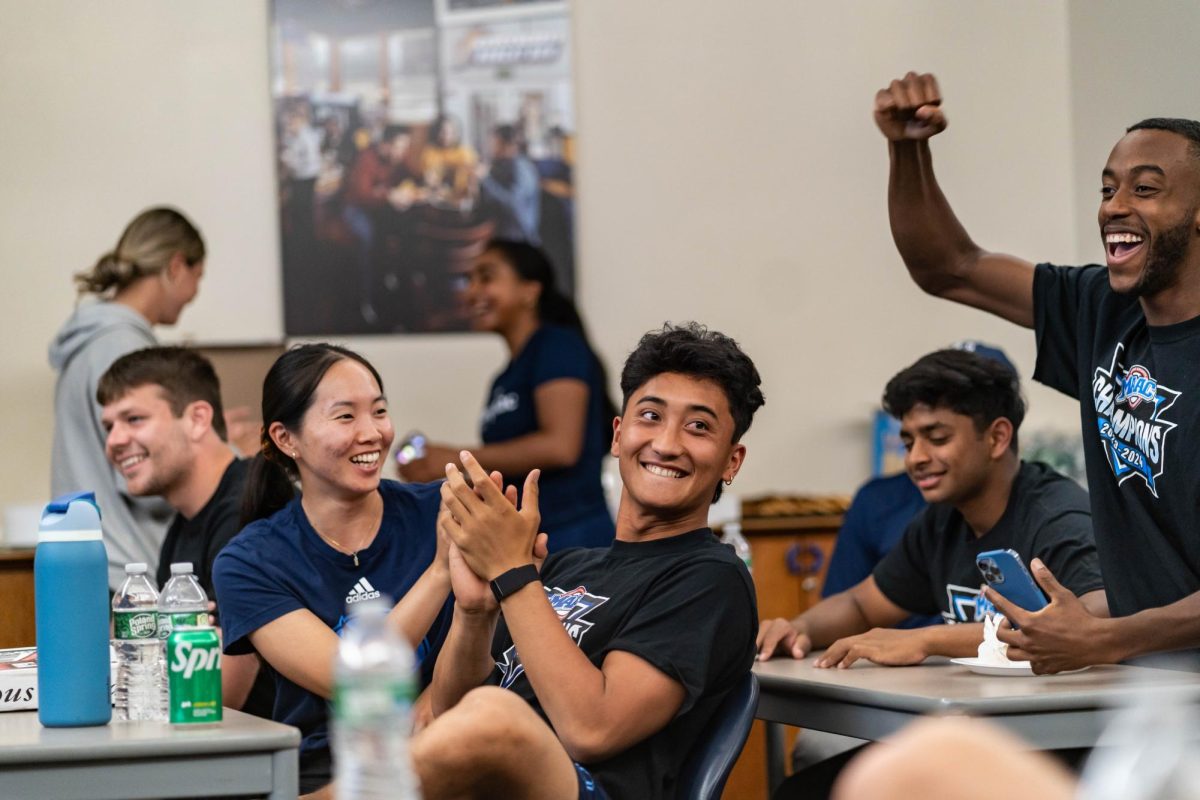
[399,238,617,551]
[49,206,206,589]
[213,343,453,794]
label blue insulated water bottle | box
[35,492,112,727]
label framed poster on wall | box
[270,0,576,336]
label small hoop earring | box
[724,478,733,486]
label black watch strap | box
[490,563,540,603]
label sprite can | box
[167,627,222,724]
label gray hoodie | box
[49,301,173,590]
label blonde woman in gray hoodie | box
[48,207,205,589]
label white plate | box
[950,657,1035,676]
[950,657,1091,677]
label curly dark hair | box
[882,349,1024,451]
[620,322,765,443]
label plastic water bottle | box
[34,491,112,727]
[112,563,165,721]
[158,562,208,640]
[158,563,208,718]
[721,521,753,573]
[1078,682,1200,799]
[333,597,421,800]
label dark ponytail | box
[239,343,387,527]
[484,239,618,422]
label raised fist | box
[875,72,947,141]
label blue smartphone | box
[976,549,1048,613]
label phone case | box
[975,548,1048,613]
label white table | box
[754,655,1200,789]
[0,708,300,799]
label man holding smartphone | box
[875,71,1200,673]
[757,349,1107,668]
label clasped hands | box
[437,451,547,614]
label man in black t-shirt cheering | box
[757,349,1106,668]
[398,323,761,800]
[874,71,1200,673]
[98,346,265,714]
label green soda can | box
[166,627,222,724]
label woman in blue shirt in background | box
[400,239,616,551]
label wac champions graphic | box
[498,585,610,689]
[1093,345,1180,497]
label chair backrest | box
[677,672,759,800]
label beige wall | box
[1067,0,1200,264]
[0,0,1119,529]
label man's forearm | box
[919,623,984,658]
[794,593,872,649]
[888,139,983,293]
[429,605,499,716]
[1110,592,1200,662]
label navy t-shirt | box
[212,479,451,756]
[480,324,611,530]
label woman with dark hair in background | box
[399,239,617,552]
[49,206,206,590]
[212,343,453,794]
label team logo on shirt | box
[480,389,519,427]
[1092,345,1180,497]
[943,584,985,624]
[496,585,610,689]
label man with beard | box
[877,71,1200,672]
[99,346,270,715]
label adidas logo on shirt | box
[345,577,382,605]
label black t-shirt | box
[156,457,274,719]
[1034,263,1200,617]
[157,457,250,611]
[488,528,757,800]
[873,461,1103,623]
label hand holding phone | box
[976,549,1048,614]
[394,431,427,467]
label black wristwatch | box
[490,564,540,603]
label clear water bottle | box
[1078,681,1200,800]
[158,563,208,719]
[333,596,421,800]
[158,562,208,640]
[721,521,753,573]
[112,563,165,721]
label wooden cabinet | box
[722,515,841,800]
[0,550,36,649]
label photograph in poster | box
[271,0,575,335]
